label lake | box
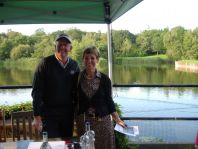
[0,64,198,117]
[0,63,198,143]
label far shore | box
[175,61,198,73]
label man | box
[32,34,80,138]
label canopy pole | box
[107,23,113,81]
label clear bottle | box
[85,122,95,149]
[40,132,52,149]
[80,122,95,149]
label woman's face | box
[83,53,98,71]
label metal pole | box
[107,23,112,81]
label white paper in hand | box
[114,124,139,136]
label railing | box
[1,84,198,146]
[121,117,198,120]
[0,85,32,89]
[0,84,198,89]
[113,84,198,87]
[120,117,198,145]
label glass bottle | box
[40,132,52,149]
[85,122,95,149]
[80,122,95,149]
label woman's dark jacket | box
[77,72,116,117]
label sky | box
[0,0,198,35]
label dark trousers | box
[42,115,74,138]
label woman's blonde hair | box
[83,46,100,59]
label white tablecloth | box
[28,141,65,149]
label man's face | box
[55,39,72,58]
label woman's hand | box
[32,116,42,132]
[111,112,127,128]
[115,118,127,128]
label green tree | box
[31,36,54,58]
[97,33,107,59]
[151,30,165,55]
[67,28,86,42]
[70,40,83,64]
[112,30,135,57]
[136,30,153,56]
[163,26,185,60]
[183,28,198,59]
[122,38,133,56]
[10,44,33,60]
[0,39,13,60]
[81,32,97,48]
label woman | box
[76,46,126,149]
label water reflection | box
[0,64,198,117]
[113,87,198,117]
[0,89,32,105]
[0,67,33,85]
[1,64,198,85]
[1,87,198,118]
[113,64,198,84]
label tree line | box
[0,26,198,64]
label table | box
[0,138,80,149]
[0,142,16,149]
[1,140,32,149]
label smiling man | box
[31,34,80,138]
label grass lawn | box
[179,60,198,64]
[115,54,172,65]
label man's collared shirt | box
[55,54,69,69]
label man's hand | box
[32,116,42,132]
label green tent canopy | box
[0,0,142,25]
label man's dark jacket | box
[32,55,80,118]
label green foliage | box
[136,29,166,56]
[31,36,54,58]
[0,27,197,67]
[10,44,33,60]
[96,33,108,59]
[97,58,108,73]
[70,40,84,64]
[0,101,32,119]
[114,103,136,149]
[136,30,152,56]
[0,39,13,60]
[81,32,97,48]
[112,30,136,57]
[66,28,86,42]
[163,26,186,60]
[183,28,198,59]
